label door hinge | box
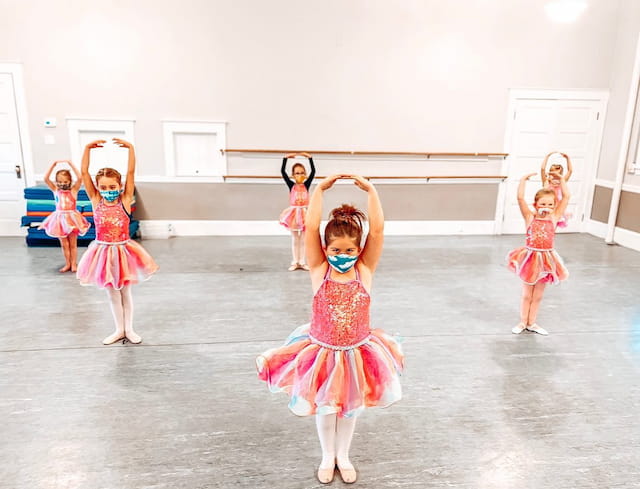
[513,111,517,120]
[596,112,600,120]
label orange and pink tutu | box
[257,269,403,418]
[39,190,90,238]
[507,218,568,285]
[279,183,309,232]
[77,200,157,290]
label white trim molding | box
[586,218,640,252]
[138,219,497,238]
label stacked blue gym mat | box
[21,185,140,247]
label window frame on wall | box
[66,118,136,169]
[162,121,227,182]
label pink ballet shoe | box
[103,331,125,345]
[317,465,335,484]
[288,263,298,271]
[299,263,310,271]
[337,463,357,484]
[125,330,143,344]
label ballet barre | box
[223,175,507,181]
[221,149,508,158]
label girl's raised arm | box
[305,174,342,269]
[43,161,58,192]
[68,160,83,192]
[280,154,295,190]
[352,176,384,272]
[562,153,573,181]
[540,152,552,185]
[81,141,104,203]
[300,153,316,186]
[518,173,536,223]
[114,139,136,212]
[552,170,571,220]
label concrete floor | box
[1,233,640,489]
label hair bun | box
[331,204,363,221]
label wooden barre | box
[224,175,507,180]
[221,148,508,158]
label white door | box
[501,93,606,234]
[0,72,27,235]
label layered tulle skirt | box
[279,206,307,231]
[257,323,403,418]
[77,239,158,289]
[39,210,90,238]
[507,247,568,285]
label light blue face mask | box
[100,189,122,202]
[327,254,358,274]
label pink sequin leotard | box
[39,190,90,238]
[76,200,158,289]
[257,267,404,417]
[507,218,568,285]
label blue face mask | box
[327,254,358,273]
[100,189,122,202]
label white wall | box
[596,0,640,183]
[0,0,621,178]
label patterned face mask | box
[100,189,122,202]
[327,254,358,273]
[56,183,71,190]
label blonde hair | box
[534,188,556,204]
[549,164,564,175]
[95,167,122,186]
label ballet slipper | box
[125,329,143,344]
[337,463,357,484]
[288,263,298,271]
[299,263,310,271]
[317,466,335,484]
[103,331,125,345]
[511,322,526,334]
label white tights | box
[315,413,357,469]
[290,231,306,264]
[104,285,141,344]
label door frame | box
[495,88,609,234]
[0,63,34,188]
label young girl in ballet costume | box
[77,139,158,345]
[508,171,570,335]
[279,152,315,270]
[258,174,403,484]
[39,160,91,272]
[541,151,573,228]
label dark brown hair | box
[291,163,306,175]
[95,167,122,186]
[55,169,72,181]
[324,204,366,246]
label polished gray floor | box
[1,234,639,489]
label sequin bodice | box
[525,218,555,250]
[55,190,77,211]
[310,272,371,347]
[289,183,309,207]
[94,200,130,243]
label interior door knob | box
[15,165,22,179]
